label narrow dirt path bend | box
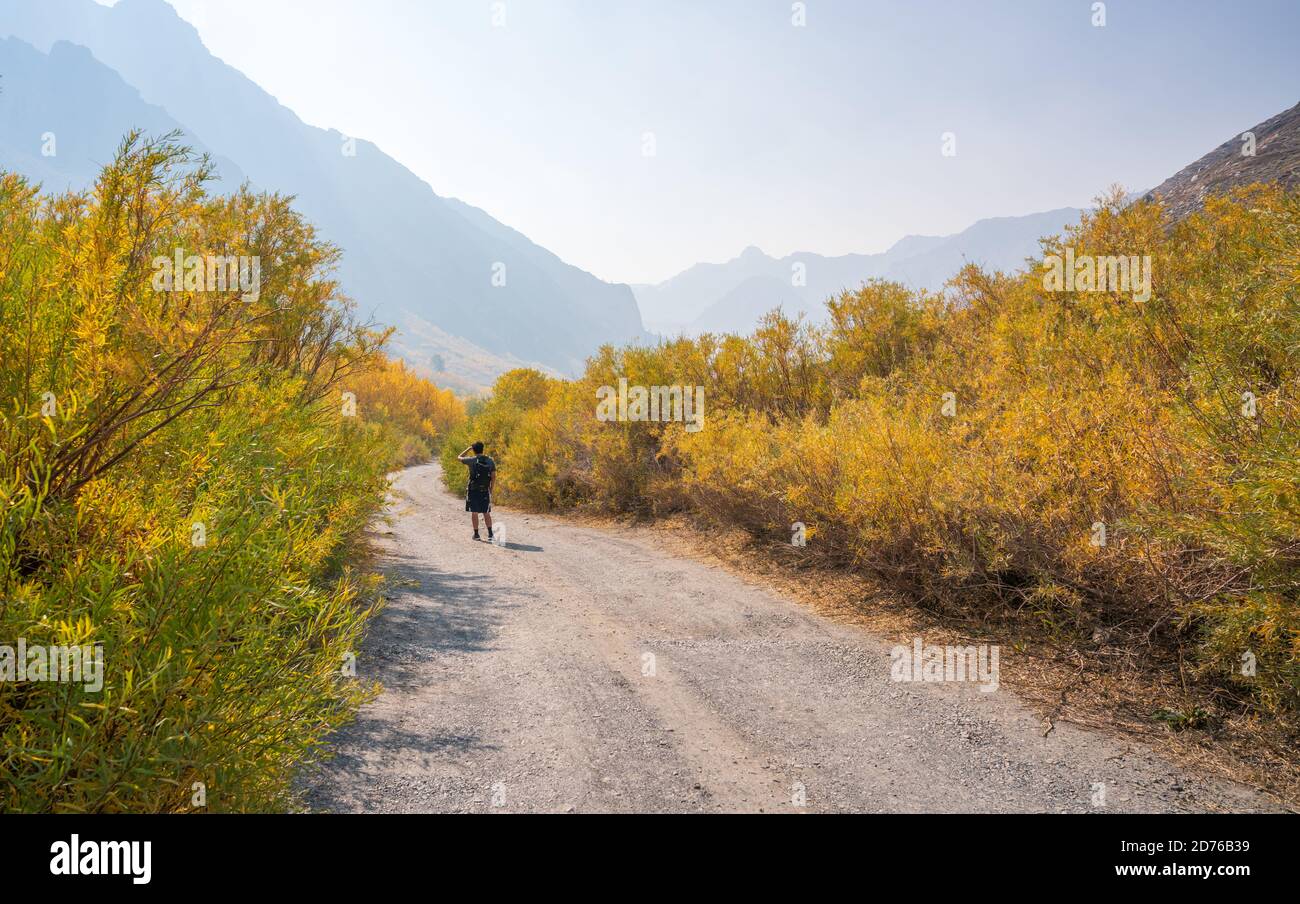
[303,464,1273,813]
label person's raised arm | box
[457,445,475,463]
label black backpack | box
[468,455,496,492]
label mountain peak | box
[115,0,185,19]
[110,0,205,46]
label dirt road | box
[303,464,1273,813]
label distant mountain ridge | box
[635,207,1085,336]
[0,0,646,378]
[642,99,1300,339]
[0,36,246,191]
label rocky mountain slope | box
[0,36,245,192]
[1146,100,1300,220]
[0,0,646,377]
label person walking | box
[457,442,496,541]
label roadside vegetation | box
[448,186,1300,765]
[0,134,463,812]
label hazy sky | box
[101,0,1299,285]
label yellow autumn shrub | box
[0,134,460,812]
[450,184,1300,731]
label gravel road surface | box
[303,464,1273,813]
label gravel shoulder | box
[302,464,1277,813]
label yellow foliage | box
[347,357,466,467]
[0,133,459,811]
[449,185,1300,730]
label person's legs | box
[468,490,490,538]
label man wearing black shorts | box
[457,442,496,541]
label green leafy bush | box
[0,134,459,812]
